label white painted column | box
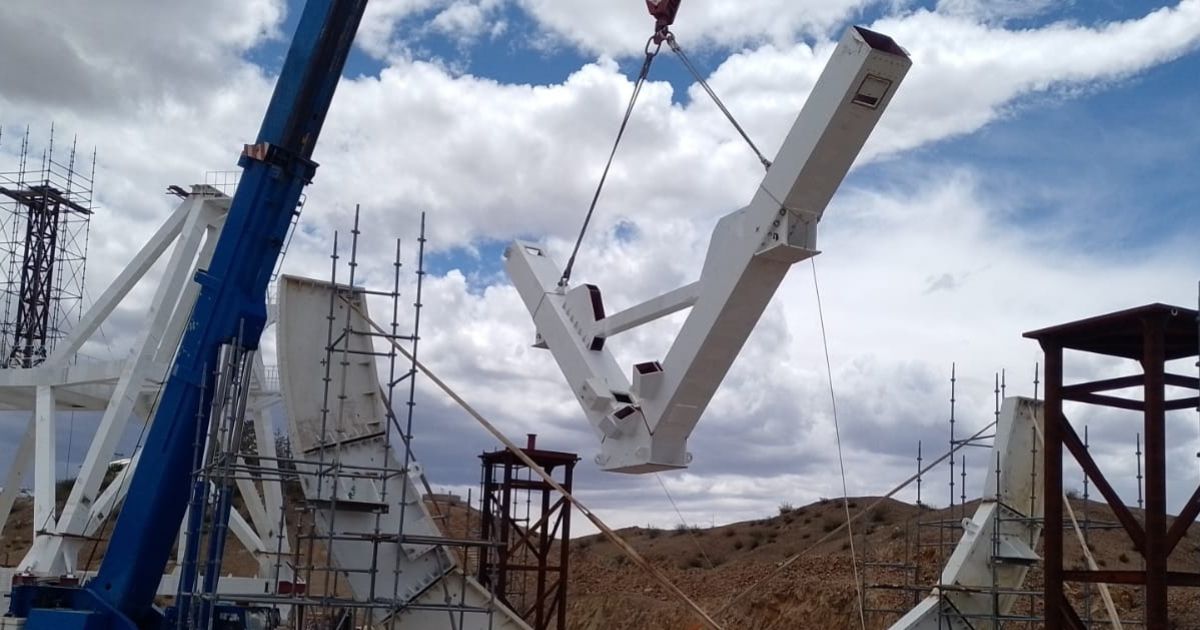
[251,402,292,579]
[32,386,57,538]
[33,197,209,574]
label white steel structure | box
[890,397,1045,630]
[506,26,912,472]
[0,185,292,596]
[276,275,530,628]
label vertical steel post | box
[499,459,514,601]
[1026,304,1200,628]
[558,463,573,630]
[479,442,577,629]
[1042,342,1064,630]
[1142,314,1168,627]
[535,482,550,628]
[479,460,493,588]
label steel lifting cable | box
[559,36,663,287]
[666,33,772,170]
[811,259,867,630]
[707,419,1000,624]
[655,472,716,569]
[561,27,774,287]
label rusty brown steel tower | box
[479,434,578,630]
[1026,303,1200,629]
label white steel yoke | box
[506,27,911,473]
[889,397,1045,630]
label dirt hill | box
[565,496,1200,629]
[6,492,1200,628]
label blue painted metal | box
[162,603,279,630]
[27,609,106,630]
[11,1,368,628]
[7,586,115,630]
[174,374,212,628]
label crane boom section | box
[506,27,911,473]
[9,1,368,627]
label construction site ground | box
[5,488,1200,628]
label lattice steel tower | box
[0,126,94,368]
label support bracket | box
[506,26,911,472]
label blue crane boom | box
[8,1,368,628]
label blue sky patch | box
[426,238,512,293]
[874,50,1200,253]
[255,0,1199,273]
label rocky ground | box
[563,496,1200,629]
[5,489,1200,628]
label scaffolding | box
[861,364,1153,629]
[478,435,578,630]
[0,126,94,368]
[175,207,512,629]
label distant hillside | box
[566,496,1200,629]
[6,492,1200,628]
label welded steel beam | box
[1042,343,1064,630]
[507,26,911,473]
[1143,314,1168,628]
[1025,303,1199,630]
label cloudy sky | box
[1,0,1198,534]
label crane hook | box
[646,0,682,43]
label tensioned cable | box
[65,412,75,482]
[1063,465,1125,627]
[559,36,662,287]
[810,258,867,630]
[346,297,725,630]
[561,29,773,287]
[81,359,171,572]
[32,410,81,536]
[82,284,116,360]
[655,472,716,569]
[1025,417,1123,627]
[80,296,204,572]
[666,33,771,170]
[708,418,999,623]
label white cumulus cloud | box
[0,0,1196,534]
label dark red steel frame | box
[1026,303,1199,629]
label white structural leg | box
[0,186,292,602]
[889,397,1044,630]
[506,26,912,473]
[26,195,215,575]
[31,387,56,537]
[276,275,531,629]
[0,196,198,541]
[248,392,292,579]
[83,455,137,540]
[47,197,194,366]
